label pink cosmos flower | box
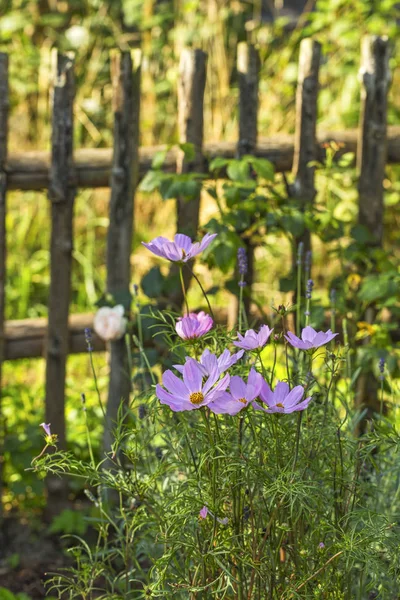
[142,233,217,263]
[156,358,229,412]
[175,312,213,340]
[233,325,274,351]
[174,348,244,376]
[284,326,338,351]
[209,368,263,415]
[253,380,312,414]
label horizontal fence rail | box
[5,126,400,190]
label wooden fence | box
[0,36,394,464]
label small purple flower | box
[318,541,325,549]
[237,247,248,287]
[175,312,213,340]
[379,357,385,381]
[253,381,312,414]
[199,506,208,519]
[285,326,338,351]
[233,325,274,351]
[84,327,93,351]
[296,241,304,266]
[210,368,263,415]
[142,232,217,263]
[199,505,228,525]
[305,279,314,300]
[156,358,229,412]
[40,422,51,437]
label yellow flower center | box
[190,391,204,405]
[276,403,284,408]
[239,398,247,404]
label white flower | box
[93,305,127,341]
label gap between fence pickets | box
[4,127,400,190]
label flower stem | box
[179,265,190,315]
[238,284,244,332]
[292,412,303,473]
[184,263,214,320]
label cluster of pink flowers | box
[142,232,339,417]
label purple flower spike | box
[210,368,263,415]
[40,422,51,437]
[175,312,213,340]
[233,325,274,351]
[142,232,217,263]
[174,348,244,377]
[254,381,312,414]
[156,358,229,412]
[285,326,338,351]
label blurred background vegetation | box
[0,0,399,512]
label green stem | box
[88,345,107,420]
[179,264,190,315]
[238,283,244,332]
[292,412,303,473]
[296,248,302,336]
[184,263,214,320]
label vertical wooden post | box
[292,38,321,256]
[229,43,260,328]
[291,38,321,333]
[355,36,390,429]
[45,51,75,493]
[103,50,141,456]
[0,53,9,536]
[357,36,390,246]
[169,49,207,310]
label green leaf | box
[279,276,296,292]
[151,149,168,169]
[141,267,165,299]
[251,158,275,181]
[48,509,87,536]
[337,152,355,167]
[0,588,18,600]
[351,224,373,244]
[209,157,229,172]
[227,159,250,182]
[139,170,163,193]
[179,142,195,161]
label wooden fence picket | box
[229,43,260,327]
[292,38,321,256]
[45,51,75,472]
[0,52,9,533]
[168,49,207,310]
[103,50,141,456]
[355,35,391,431]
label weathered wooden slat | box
[3,309,399,361]
[45,51,75,456]
[168,49,208,309]
[232,42,260,325]
[0,52,9,538]
[5,126,400,190]
[4,313,105,360]
[103,50,141,456]
[357,36,390,245]
[292,38,321,254]
[355,36,391,432]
